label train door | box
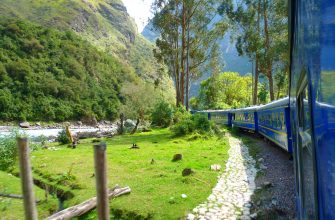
[295,74,318,219]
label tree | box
[192,72,252,109]
[152,0,223,108]
[219,0,288,103]
[119,82,161,133]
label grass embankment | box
[1,128,229,219]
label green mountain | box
[0,19,132,121]
[0,0,174,122]
[0,0,164,83]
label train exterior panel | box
[290,0,335,218]
[208,111,232,126]
[257,98,292,153]
[231,107,258,132]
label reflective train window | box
[297,82,318,219]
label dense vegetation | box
[190,72,253,110]
[0,0,173,89]
[0,19,134,121]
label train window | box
[297,80,318,219]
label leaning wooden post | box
[93,142,109,220]
[17,137,38,220]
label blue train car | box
[207,110,232,126]
[257,97,292,153]
[290,0,335,218]
[231,106,258,132]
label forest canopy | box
[0,19,135,122]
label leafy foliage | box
[56,129,71,145]
[0,131,18,171]
[191,72,252,110]
[0,19,133,121]
[171,112,213,136]
[151,100,174,128]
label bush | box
[0,131,18,171]
[172,106,190,124]
[171,117,195,136]
[193,114,212,133]
[171,113,214,136]
[151,100,174,127]
[56,129,71,145]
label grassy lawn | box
[1,128,229,219]
[0,171,58,219]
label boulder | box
[172,154,183,162]
[19,122,30,128]
[35,122,41,126]
[182,168,193,176]
[263,181,273,188]
[124,119,136,128]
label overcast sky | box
[122,0,154,32]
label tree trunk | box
[131,119,140,134]
[119,113,124,134]
[253,59,259,105]
[253,1,261,105]
[185,7,190,110]
[180,1,187,106]
[46,186,131,220]
[175,0,181,106]
[263,0,274,101]
[268,73,275,101]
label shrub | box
[172,106,190,124]
[56,129,71,145]
[151,100,174,127]
[171,112,214,136]
[171,117,195,136]
[0,131,18,171]
[193,114,211,133]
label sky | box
[122,0,154,32]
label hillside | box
[0,0,164,83]
[0,19,132,121]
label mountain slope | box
[0,0,163,82]
[0,19,132,121]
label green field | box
[1,129,229,219]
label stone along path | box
[187,135,257,220]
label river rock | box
[19,122,30,128]
[124,119,136,128]
[210,164,222,171]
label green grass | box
[0,171,58,219]
[2,128,229,219]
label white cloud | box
[122,0,154,32]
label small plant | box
[56,129,71,145]
[151,100,174,127]
[0,129,21,171]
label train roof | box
[230,105,260,113]
[194,109,231,114]
[257,97,289,111]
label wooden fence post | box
[17,137,38,220]
[93,142,109,220]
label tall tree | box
[152,0,222,108]
[219,0,288,102]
